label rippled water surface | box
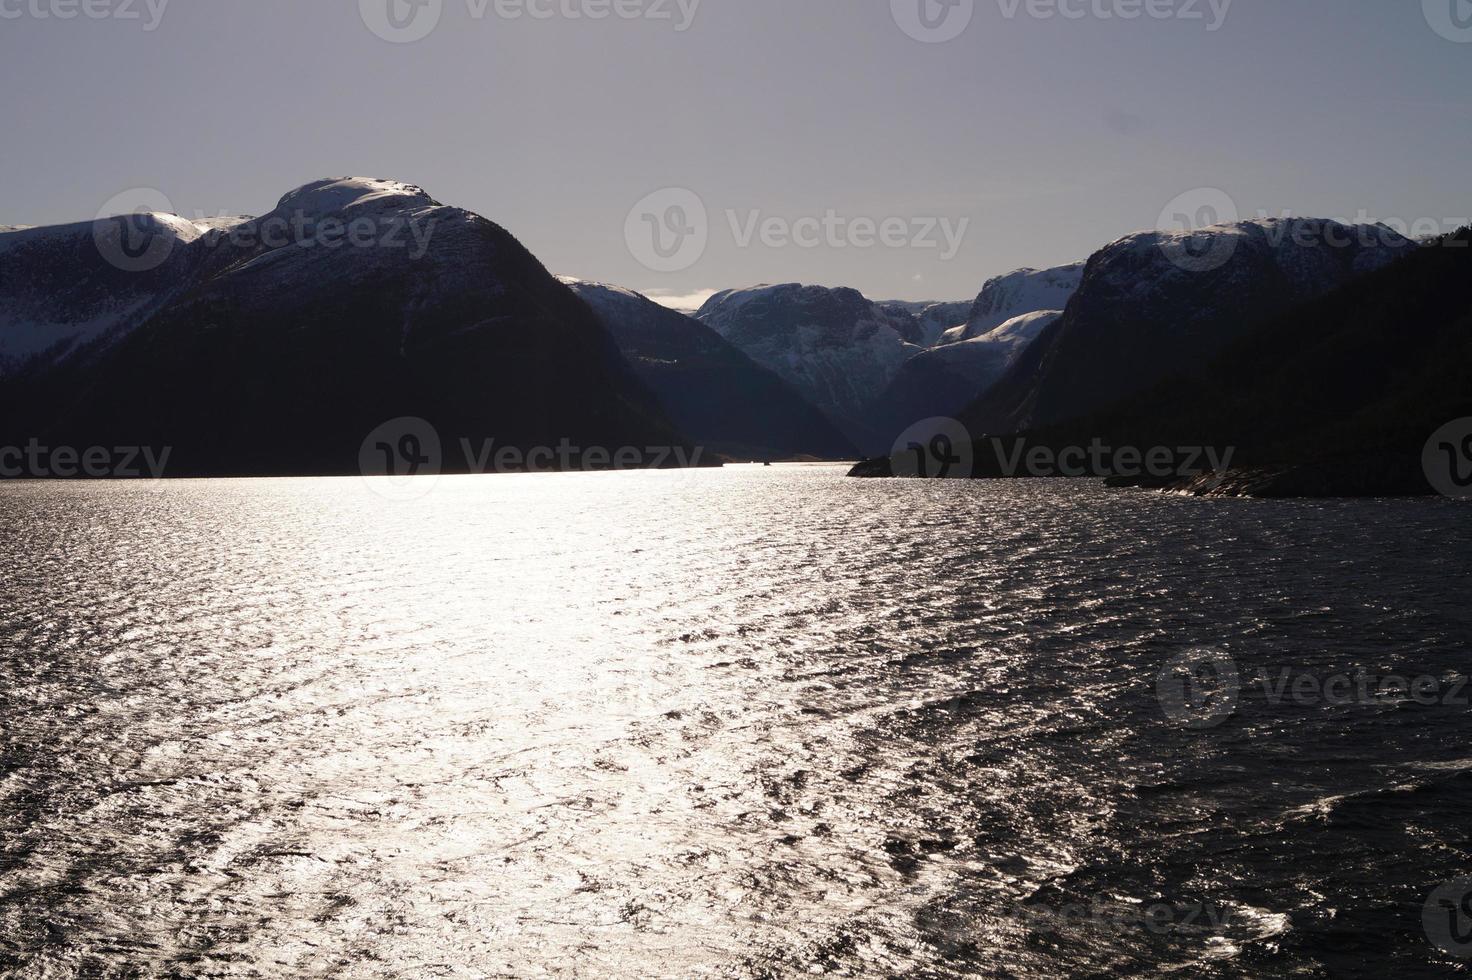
[2,466,1471,978]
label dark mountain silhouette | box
[1083,227,1472,495]
[854,228,1472,496]
[962,218,1417,435]
[564,280,856,460]
[0,178,691,477]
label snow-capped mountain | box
[563,278,856,459]
[875,299,973,347]
[938,263,1085,345]
[694,283,925,445]
[0,212,237,377]
[865,310,1062,447]
[1,177,688,475]
[962,218,1418,434]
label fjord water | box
[1,467,1469,978]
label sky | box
[1,0,1470,303]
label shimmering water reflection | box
[1,467,1469,978]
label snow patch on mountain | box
[876,299,973,347]
[0,215,212,376]
[0,179,458,378]
[272,177,441,219]
[939,263,1084,344]
[695,283,922,434]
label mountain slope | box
[563,279,856,460]
[864,309,1062,445]
[0,178,690,476]
[1081,228,1472,494]
[0,212,245,376]
[961,219,1416,434]
[938,263,1084,345]
[876,300,972,347]
[856,228,1471,496]
[694,283,922,450]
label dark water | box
[1,466,1469,978]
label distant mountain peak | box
[939,262,1085,345]
[272,177,441,218]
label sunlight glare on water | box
[1,465,1470,977]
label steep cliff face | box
[962,219,1417,434]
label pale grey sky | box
[2,0,1469,301]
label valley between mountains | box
[2,177,1467,495]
